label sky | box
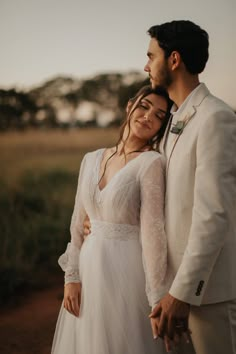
[0,0,235,108]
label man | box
[144,20,236,353]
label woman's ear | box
[126,100,133,114]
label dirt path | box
[0,282,63,354]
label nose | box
[144,113,151,121]
[144,62,150,72]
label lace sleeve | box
[139,156,167,308]
[58,155,87,284]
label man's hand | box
[64,282,82,317]
[83,214,91,238]
[150,316,179,352]
[150,293,190,340]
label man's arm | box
[152,108,236,339]
[169,109,236,305]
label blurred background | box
[0,0,235,353]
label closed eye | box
[139,103,149,110]
[155,113,165,121]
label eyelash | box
[139,103,148,110]
[155,114,164,121]
[139,103,164,121]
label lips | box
[136,120,151,129]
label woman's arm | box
[139,155,167,308]
[58,155,87,315]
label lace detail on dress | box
[58,155,87,284]
[139,157,167,307]
[90,220,139,240]
[58,242,81,284]
[58,150,167,305]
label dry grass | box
[0,127,119,304]
[0,128,118,184]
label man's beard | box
[152,62,172,89]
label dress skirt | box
[51,220,166,354]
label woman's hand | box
[64,282,82,317]
[150,316,181,352]
[83,214,91,239]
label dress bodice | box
[59,148,167,307]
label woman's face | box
[129,93,168,142]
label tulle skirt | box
[51,222,166,354]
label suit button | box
[195,280,205,296]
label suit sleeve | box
[169,109,236,305]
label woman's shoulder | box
[78,148,105,173]
[83,148,105,161]
[141,150,166,166]
[136,151,166,180]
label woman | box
[52,85,173,354]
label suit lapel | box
[165,83,210,174]
[159,114,173,154]
[166,107,196,173]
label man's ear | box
[169,51,181,70]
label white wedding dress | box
[51,148,168,354]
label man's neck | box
[168,75,200,108]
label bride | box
[51,85,173,354]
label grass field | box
[0,128,118,304]
[1,128,118,184]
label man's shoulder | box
[199,85,235,116]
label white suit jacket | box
[161,83,236,306]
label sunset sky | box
[0,0,235,108]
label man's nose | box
[144,63,149,72]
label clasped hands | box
[150,293,191,352]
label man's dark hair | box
[148,20,209,74]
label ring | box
[175,324,184,328]
[175,321,185,328]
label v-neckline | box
[96,148,147,193]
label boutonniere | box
[170,120,185,135]
[170,114,192,135]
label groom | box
[145,20,236,353]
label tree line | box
[0,73,148,131]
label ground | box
[0,280,63,354]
